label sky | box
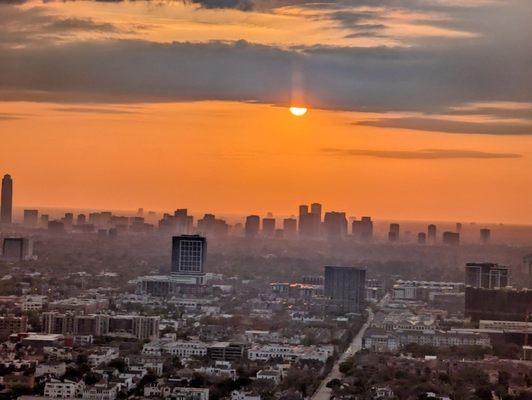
[0,0,531,224]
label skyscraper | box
[417,232,427,244]
[298,204,313,237]
[427,224,437,243]
[310,203,322,235]
[245,215,260,238]
[283,218,297,238]
[1,174,13,225]
[465,262,509,289]
[23,210,38,227]
[262,217,276,237]
[2,238,33,261]
[480,228,491,244]
[388,223,400,241]
[442,231,460,246]
[323,211,347,241]
[352,216,373,241]
[171,235,207,275]
[324,266,366,314]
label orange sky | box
[1,101,531,224]
[0,0,531,224]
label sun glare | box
[289,106,308,116]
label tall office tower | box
[174,209,193,234]
[299,204,309,218]
[456,222,462,232]
[324,266,366,314]
[1,174,13,225]
[171,235,206,275]
[262,217,276,237]
[48,220,65,234]
[442,231,460,246]
[213,219,229,237]
[298,205,312,237]
[77,214,86,225]
[137,208,144,216]
[465,262,509,289]
[23,210,39,227]
[323,211,347,241]
[63,213,74,228]
[310,203,322,235]
[198,214,216,236]
[480,228,491,244]
[417,232,427,244]
[40,214,49,227]
[245,215,260,238]
[388,223,400,241]
[2,238,33,261]
[427,224,437,243]
[352,216,373,241]
[283,218,297,238]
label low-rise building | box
[247,344,333,362]
[362,328,400,352]
[88,347,119,367]
[44,379,85,399]
[144,384,209,400]
[196,361,237,380]
[231,391,261,400]
[82,383,119,400]
[35,362,67,378]
[256,369,281,384]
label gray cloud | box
[0,112,27,120]
[48,17,121,32]
[0,0,530,136]
[0,38,529,111]
[355,118,532,135]
[187,0,254,11]
[322,148,522,159]
[53,107,137,114]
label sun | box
[289,106,308,116]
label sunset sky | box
[0,0,531,224]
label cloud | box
[53,107,137,114]
[187,0,254,11]
[355,117,532,135]
[0,112,26,120]
[48,17,121,33]
[322,148,522,159]
[0,0,530,136]
[0,6,133,48]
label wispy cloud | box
[322,148,522,160]
[53,107,137,114]
[355,117,532,135]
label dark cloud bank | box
[0,0,531,135]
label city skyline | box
[1,172,531,226]
[1,0,531,225]
[0,0,531,394]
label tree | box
[84,372,101,385]
[108,358,126,373]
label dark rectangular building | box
[465,262,509,289]
[465,287,532,322]
[324,266,366,314]
[2,238,33,261]
[171,235,207,275]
